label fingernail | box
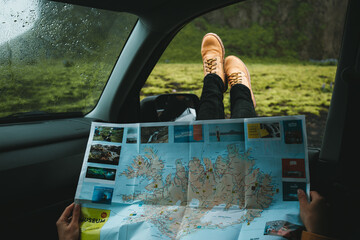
[297,189,304,195]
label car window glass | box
[0,0,137,119]
[141,0,348,147]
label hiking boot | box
[225,55,256,107]
[201,33,227,92]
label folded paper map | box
[75,116,309,239]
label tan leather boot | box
[201,33,227,92]
[225,55,256,108]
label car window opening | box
[141,0,348,148]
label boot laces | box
[204,58,218,74]
[228,72,245,87]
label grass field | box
[0,60,111,117]
[1,60,336,119]
[141,62,337,117]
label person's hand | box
[297,189,330,236]
[56,203,81,240]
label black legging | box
[197,73,256,120]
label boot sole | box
[202,33,227,92]
[202,33,225,59]
[236,57,256,108]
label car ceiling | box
[53,0,243,32]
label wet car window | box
[0,0,137,119]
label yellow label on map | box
[247,123,269,138]
[247,123,260,138]
[80,207,110,240]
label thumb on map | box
[297,189,308,208]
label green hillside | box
[159,0,346,63]
[159,20,289,63]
